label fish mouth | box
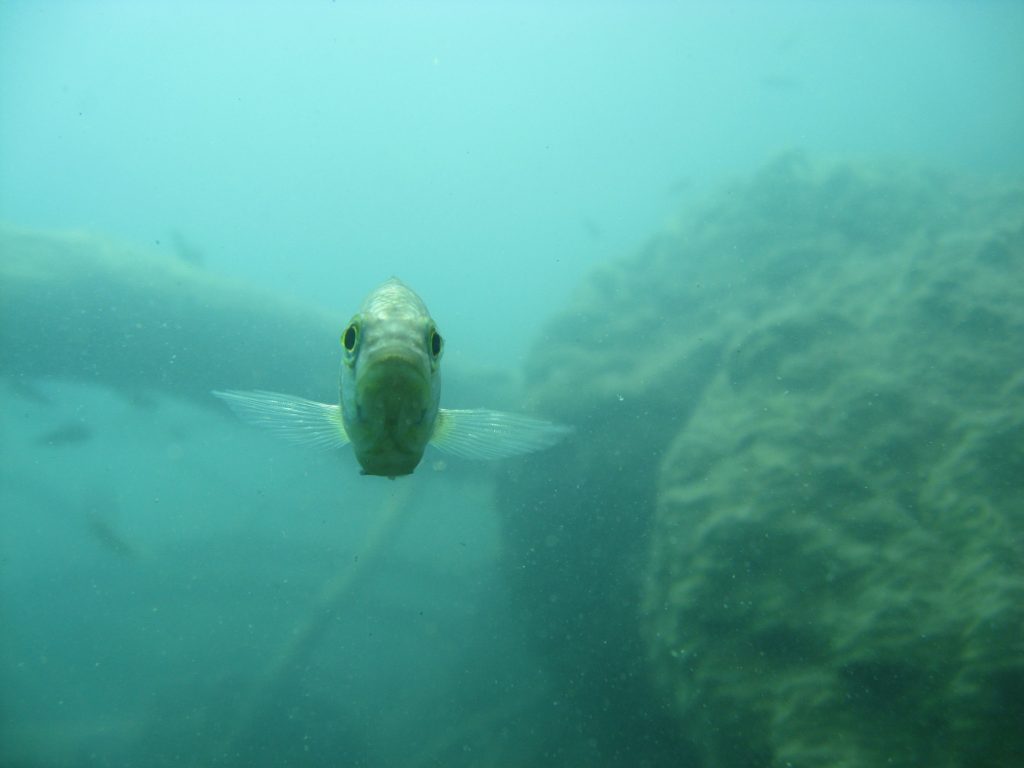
[354,349,432,427]
[351,348,434,476]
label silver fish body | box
[215,278,570,477]
[339,278,442,476]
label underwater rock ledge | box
[497,153,1024,766]
[0,224,340,401]
[0,225,519,411]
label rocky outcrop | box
[0,225,339,401]
[498,154,1024,766]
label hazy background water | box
[2,1,1022,368]
[2,2,1023,767]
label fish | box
[213,278,571,478]
[35,420,94,447]
[85,509,138,559]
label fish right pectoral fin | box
[429,408,573,460]
[212,390,350,449]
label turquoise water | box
[2,2,1022,369]
[1,3,1022,767]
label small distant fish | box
[168,229,206,266]
[10,378,54,405]
[85,510,138,559]
[214,278,572,478]
[35,421,93,447]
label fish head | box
[339,278,443,477]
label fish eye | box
[430,329,443,358]
[342,323,358,352]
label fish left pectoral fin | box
[429,408,573,460]
[212,390,350,449]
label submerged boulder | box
[498,154,1024,765]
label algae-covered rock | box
[498,154,1024,765]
